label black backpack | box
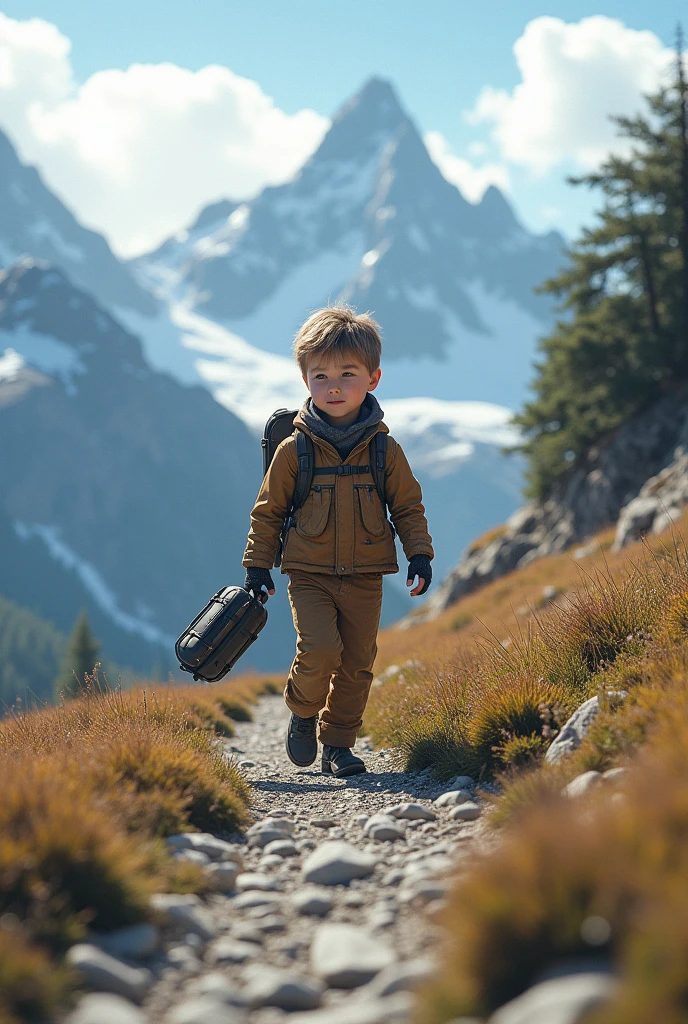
[261,409,389,567]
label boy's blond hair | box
[293,306,382,375]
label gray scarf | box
[302,393,384,459]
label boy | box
[242,307,433,777]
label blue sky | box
[0,2,682,253]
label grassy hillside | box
[0,671,272,1023]
[369,512,688,1021]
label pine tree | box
[53,610,101,701]
[512,38,688,499]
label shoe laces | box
[292,715,316,735]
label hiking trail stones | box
[301,840,377,884]
[67,694,489,1024]
[311,924,396,987]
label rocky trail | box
[66,694,487,1024]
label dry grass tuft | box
[0,925,69,1024]
[0,670,271,1015]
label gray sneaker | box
[285,713,318,767]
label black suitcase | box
[175,586,267,682]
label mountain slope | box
[0,128,155,315]
[0,259,263,669]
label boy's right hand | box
[244,567,276,603]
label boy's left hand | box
[406,555,432,597]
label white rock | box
[488,971,618,1023]
[399,881,448,906]
[259,854,283,870]
[248,827,292,849]
[292,887,333,917]
[302,841,376,885]
[66,945,153,1003]
[381,869,405,887]
[362,958,435,998]
[184,972,244,1004]
[232,923,265,944]
[234,872,281,891]
[263,839,298,857]
[66,993,145,1024]
[353,814,370,827]
[448,775,475,788]
[384,802,436,821]
[253,913,287,933]
[602,767,628,782]
[150,894,216,940]
[208,938,258,965]
[287,992,412,1023]
[166,997,246,1024]
[204,862,240,892]
[243,965,324,1010]
[364,814,405,842]
[311,923,396,988]
[167,945,202,973]
[173,850,212,866]
[247,817,294,836]
[233,892,279,910]
[449,802,482,821]
[434,789,473,808]
[563,771,603,799]
[166,834,243,864]
[545,697,603,765]
[95,923,160,959]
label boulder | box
[562,771,603,799]
[242,966,324,1010]
[302,841,376,885]
[488,971,618,1023]
[66,945,152,1003]
[66,994,145,1024]
[311,923,395,988]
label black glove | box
[244,567,275,603]
[407,554,432,596]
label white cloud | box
[468,16,674,174]
[0,13,329,256]
[424,130,510,202]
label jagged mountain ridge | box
[134,77,563,408]
[0,128,155,315]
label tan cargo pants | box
[285,571,384,748]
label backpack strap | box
[371,432,388,509]
[292,430,315,512]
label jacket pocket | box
[356,484,387,537]
[296,485,333,538]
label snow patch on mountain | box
[220,233,365,355]
[383,397,517,478]
[0,328,86,394]
[13,522,174,647]
[380,280,545,406]
[0,348,24,382]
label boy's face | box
[304,355,382,427]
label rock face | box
[424,386,688,618]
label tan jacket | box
[243,407,433,575]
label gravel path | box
[67,694,488,1024]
